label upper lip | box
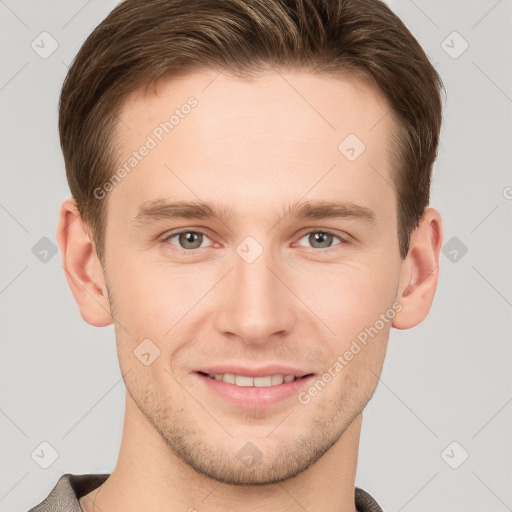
[196,364,313,378]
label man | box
[29,0,444,510]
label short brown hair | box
[59,0,444,263]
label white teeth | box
[271,375,283,385]
[254,376,272,387]
[235,375,254,387]
[206,373,300,387]
[222,373,236,384]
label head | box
[57,0,444,486]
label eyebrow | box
[132,198,376,227]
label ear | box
[56,197,113,327]
[392,207,443,329]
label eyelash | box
[160,228,350,256]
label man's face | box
[101,70,403,484]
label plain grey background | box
[1,1,511,511]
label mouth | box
[194,370,316,409]
[196,371,314,388]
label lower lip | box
[195,372,315,408]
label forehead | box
[119,69,392,145]
[109,69,397,226]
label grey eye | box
[298,231,340,249]
[177,231,204,249]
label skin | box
[57,69,443,512]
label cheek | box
[305,263,395,330]
[107,256,208,336]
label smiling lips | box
[199,372,307,387]
[194,364,315,407]
[196,364,312,386]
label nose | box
[213,244,297,346]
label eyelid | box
[160,227,351,253]
[160,228,215,248]
[294,227,351,243]
[293,228,351,251]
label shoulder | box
[27,473,109,512]
[355,486,385,512]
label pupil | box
[181,232,201,248]
[312,232,331,248]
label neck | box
[83,393,362,512]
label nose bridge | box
[214,240,296,342]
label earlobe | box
[56,198,113,327]
[392,207,443,330]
